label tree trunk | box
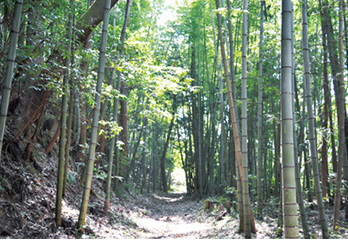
[0,0,23,160]
[236,159,244,231]
[209,2,218,196]
[118,0,134,180]
[62,91,75,197]
[76,0,119,43]
[241,0,251,236]
[104,8,123,202]
[320,0,329,198]
[322,0,340,113]
[77,0,111,229]
[160,113,175,193]
[281,0,299,238]
[197,4,203,197]
[152,125,157,192]
[127,125,144,181]
[140,123,147,193]
[333,0,346,230]
[215,0,253,236]
[105,67,118,214]
[219,62,225,189]
[273,108,280,198]
[78,0,94,184]
[56,0,73,226]
[291,5,310,238]
[257,0,265,219]
[301,1,329,237]
[293,73,310,238]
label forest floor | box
[1,139,348,238]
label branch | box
[76,0,119,43]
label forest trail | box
[128,193,228,239]
[126,192,285,239]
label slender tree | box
[281,0,299,238]
[62,91,75,197]
[292,4,309,238]
[301,0,329,237]
[219,59,225,189]
[215,0,253,237]
[104,0,133,213]
[78,0,111,229]
[105,67,118,214]
[319,0,329,198]
[257,0,265,219]
[197,3,203,197]
[161,94,177,193]
[0,0,23,160]
[161,112,175,193]
[140,120,148,193]
[225,0,243,227]
[119,0,134,179]
[209,2,218,196]
[241,0,251,237]
[333,0,346,230]
[56,0,74,226]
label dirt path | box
[128,193,222,238]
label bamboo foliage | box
[0,0,23,160]
[78,0,112,229]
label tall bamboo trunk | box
[322,0,340,113]
[215,0,252,237]
[257,0,265,219]
[62,91,75,197]
[292,5,309,238]
[152,125,157,192]
[293,77,309,238]
[118,0,133,184]
[77,0,111,229]
[333,0,346,230]
[241,0,251,237]
[141,122,147,193]
[0,0,23,160]
[281,0,299,238]
[197,4,203,197]
[301,0,329,237]
[209,2,218,196]
[56,0,74,226]
[219,62,225,189]
[320,0,329,198]
[78,0,94,186]
[226,0,236,193]
[104,67,118,213]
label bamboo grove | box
[0,0,347,238]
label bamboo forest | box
[1,0,348,238]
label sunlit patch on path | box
[130,193,217,238]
